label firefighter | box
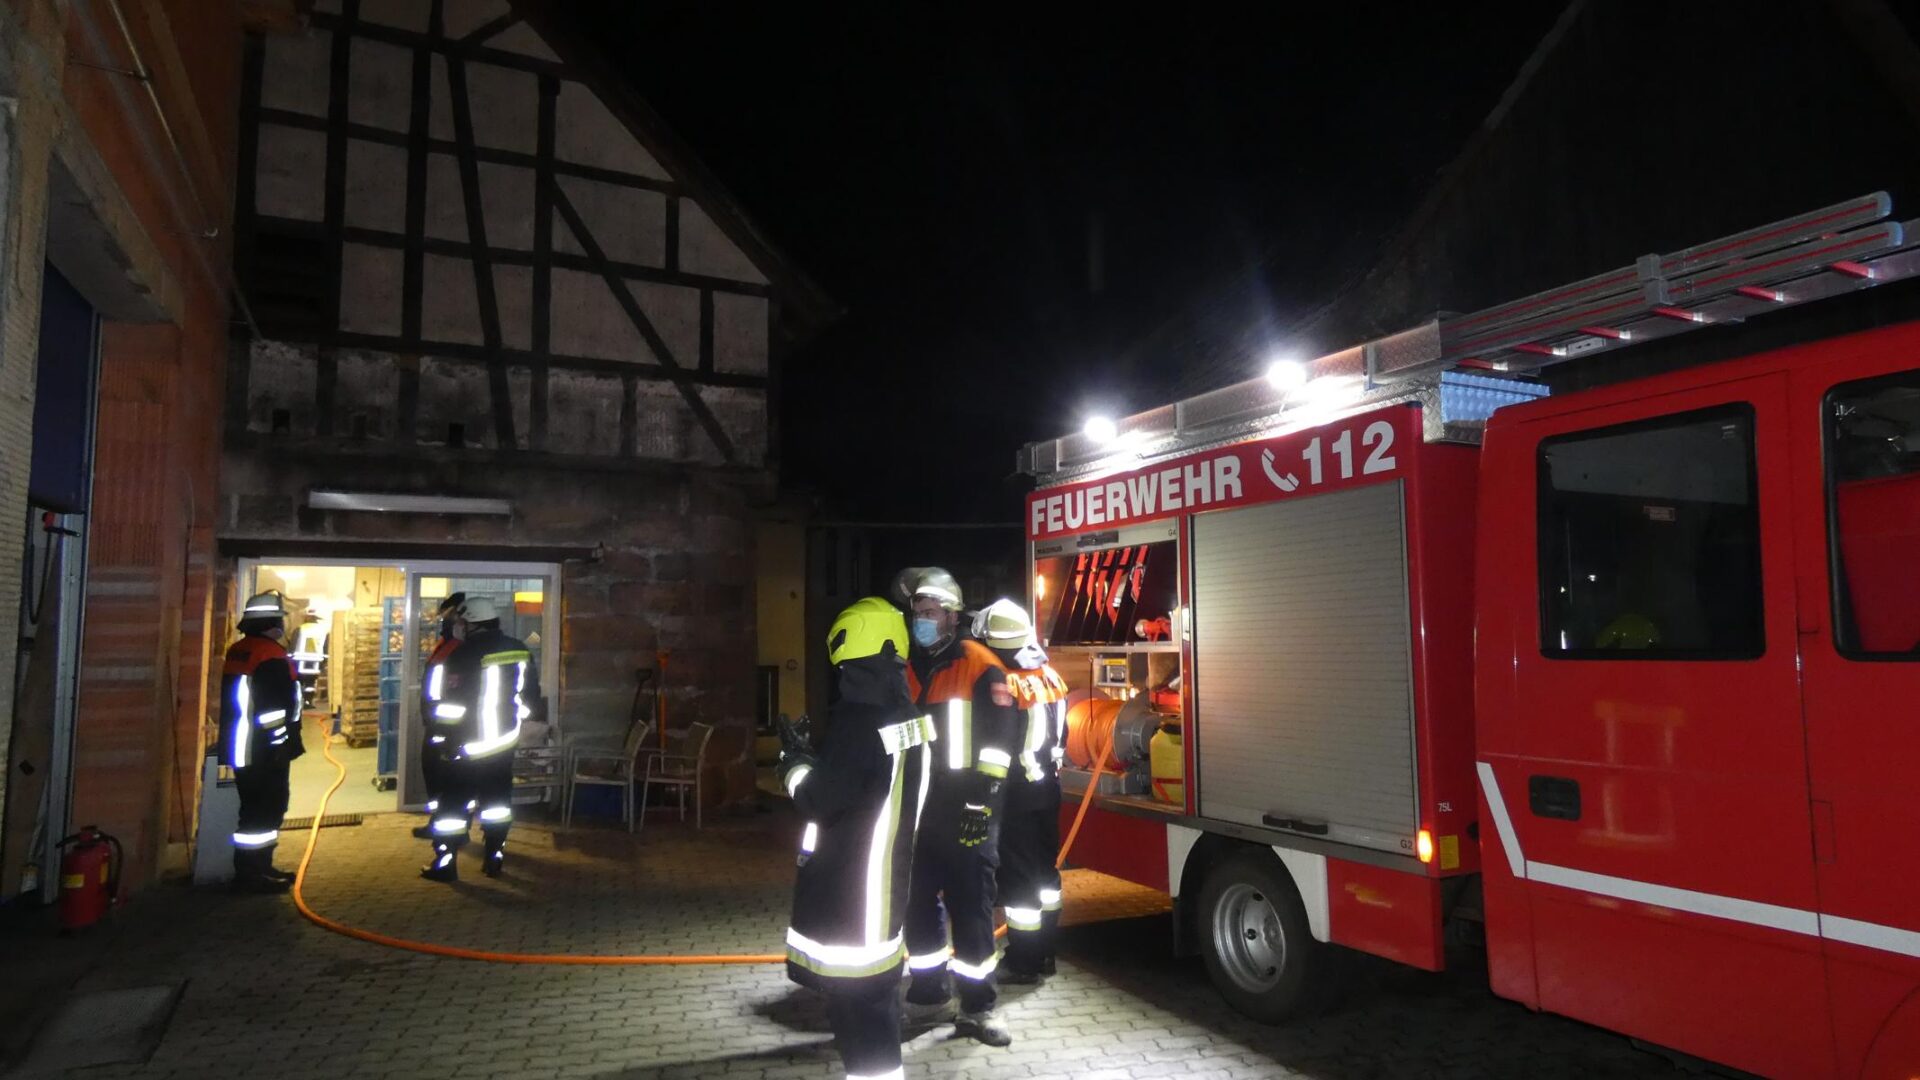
[218,592,306,893]
[779,596,932,1080]
[974,598,1070,982]
[412,592,466,841]
[421,596,540,882]
[901,567,1019,1047]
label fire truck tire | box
[1197,848,1322,1024]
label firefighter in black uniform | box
[779,596,932,1080]
[900,567,1021,1047]
[421,596,540,882]
[975,598,1071,981]
[218,592,305,893]
[412,592,466,840]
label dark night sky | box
[579,3,1561,520]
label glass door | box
[399,565,559,808]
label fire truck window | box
[1537,404,1763,660]
[1827,371,1920,659]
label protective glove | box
[958,801,994,848]
[777,752,819,798]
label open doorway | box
[235,559,560,820]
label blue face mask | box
[911,617,942,647]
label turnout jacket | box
[1003,660,1070,812]
[421,635,461,727]
[431,626,540,760]
[907,638,1018,798]
[785,699,934,988]
[218,634,303,770]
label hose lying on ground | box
[291,728,1115,964]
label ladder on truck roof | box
[1022,193,1920,481]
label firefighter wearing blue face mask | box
[897,567,1020,1048]
[219,592,305,893]
[780,596,932,1080]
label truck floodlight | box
[1265,357,1308,392]
[1084,416,1118,443]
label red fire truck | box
[1018,193,1920,1079]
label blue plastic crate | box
[375,700,400,776]
[379,675,402,702]
[379,657,402,680]
[383,596,406,625]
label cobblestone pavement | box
[3,807,1687,1080]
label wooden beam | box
[551,182,738,464]
[440,6,516,449]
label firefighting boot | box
[955,1008,1013,1048]
[420,842,459,883]
[260,850,297,885]
[481,839,505,879]
[231,849,291,894]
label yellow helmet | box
[972,598,1035,650]
[828,596,909,666]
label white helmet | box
[906,567,964,612]
[459,596,500,623]
[972,598,1035,650]
[242,592,286,618]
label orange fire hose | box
[292,719,1116,963]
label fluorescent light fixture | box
[1265,356,1308,392]
[1083,416,1118,443]
[308,490,512,516]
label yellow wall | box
[755,519,807,722]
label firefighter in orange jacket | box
[900,567,1020,1047]
[975,598,1070,981]
[412,592,466,841]
[218,592,305,893]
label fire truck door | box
[1504,374,1830,1078]
[1791,341,1920,1080]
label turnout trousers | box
[427,751,514,867]
[997,784,1063,975]
[904,797,1001,1014]
[232,759,291,875]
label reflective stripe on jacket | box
[907,639,1017,782]
[218,634,302,770]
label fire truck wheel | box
[1197,848,1321,1023]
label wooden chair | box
[639,722,715,832]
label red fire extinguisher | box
[56,827,122,932]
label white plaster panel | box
[712,292,768,376]
[424,152,465,241]
[553,175,665,266]
[679,200,767,284]
[356,0,430,32]
[496,264,533,352]
[260,29,331,117]
[548,369,624,457]
[421,253,485,346]
[479,163,536,250]
[347,37,414,133]
[489,21,559,61]
[635,281,701,370]
[429,55,453,143]
[254,124,325,221]
[506,366,532,449]
[333,349,402,439]
[548,268,643,362]
[443,0,512,38]
[340,245,404,338]
[633,379,691,461]
[343,138,408,233]
[417,359,495,448]
[466,62,538,155]
[697,385,766,466]
[247,340,318,434]
[555,82,666,178]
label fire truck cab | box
[1018,194,1920,1079]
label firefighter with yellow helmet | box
[779,596,933,1080]
[975,597,1071,982]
